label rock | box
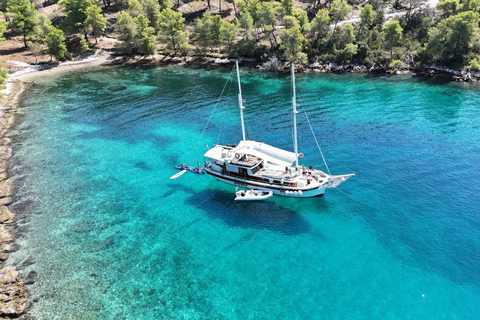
[0,266,18,284]
[24,271,37,285]
[0,206,14,224]
[0,299,30,317]
[0,253,8,261]
[18,257,35,270]
[107,85,127,92]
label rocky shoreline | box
[0,80,30,319]
[104,53,480,82]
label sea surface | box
[6,66,480,319]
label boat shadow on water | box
[184,188,312,236]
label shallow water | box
[6,66,480,319]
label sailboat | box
[203,61,354,198]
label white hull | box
[206,168,326,198]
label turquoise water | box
[6,66,480,319]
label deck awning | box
[237,140,296,167]
[204,140,297,167]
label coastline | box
[0,79,30,318]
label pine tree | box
[158,8,189,54]
[383,20,403,59]
[7,0,37,47]
[59,0,95,36]
[84,4,106,43]
[46,26,68,61]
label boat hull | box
[205,169,325,198]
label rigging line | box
[217,73,235,146]
[333,188,377,209]
[194,64,236,149]
[216,124,223,146]
[303,110,331,175]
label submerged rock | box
[107,85,127,92]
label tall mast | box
[236,60,246,142]
[292,63,299,167]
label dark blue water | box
[7,66,480,319]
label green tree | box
[338,23,355,48]
[220,20,237,55]
[310,8,330,46]
[383,19,403,59]
[425,11,479,65]
[45,26,68,61]
[330,0,351,41]
[135,14,156,55]
[58,0,95,36]
[283,15,299,29]
[358,4,375,37]
[258,1,277,46]
[115,11,138,49]
[280,25,305,63]
[194,12,223,51]
[281,0,294,16]
[158,0,173,10]
[292,8,310,34]
[7,0,37,47]
[239,10,255,42]
[140,0,161,30]
[344,43,357,60]
[127,0,144,17]
[0,19,6,44]
[32,13,52,43]
[158,8,189,53]
[84,4,106,43]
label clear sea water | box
[6,66,480,319]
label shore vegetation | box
[0,0,480,72]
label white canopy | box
[204,140,297,167]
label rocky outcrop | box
[0,266,29,318]
[0,80,31,319]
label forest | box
[0,0,480,71]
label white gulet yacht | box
[203,61,354,198]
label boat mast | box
[291,63,299,167]
[236,60,247,142]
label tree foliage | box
[384,20,403,58]
[158,8,189,53]
[425,11,479,64]
[84,4,106,43]
[59,0,95,34]
[46,26,68,60]
[7,0,37,47]
[115,12,156,55]
[280,25,304,63]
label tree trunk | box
[171,32,176,54]
[232,1,237,16]
[219,0,221,12]
[23,28,27,48]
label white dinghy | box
[235,189,273,201]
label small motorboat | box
[234,189,273,201]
